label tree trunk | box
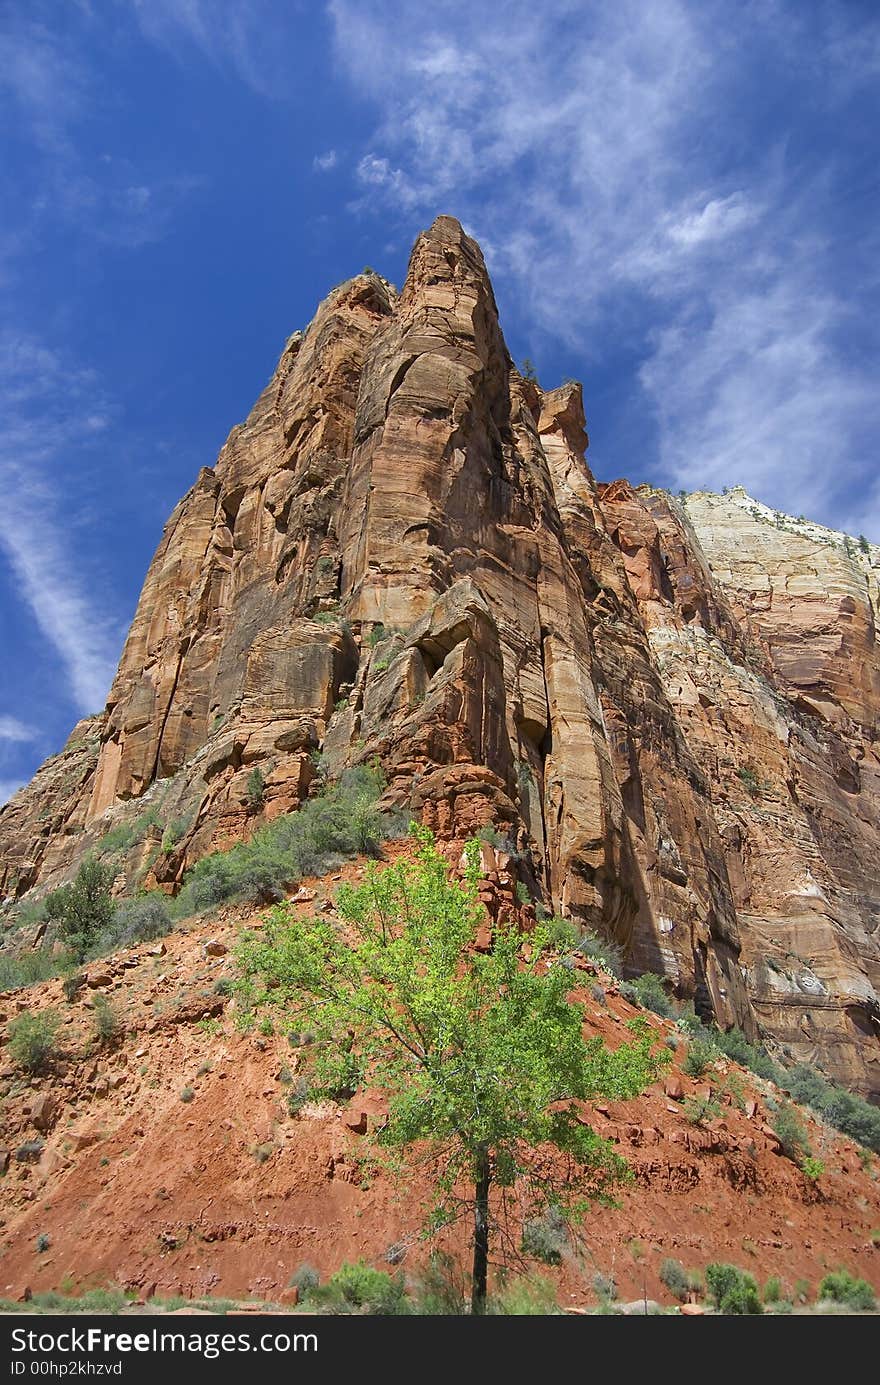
[471,1146,490,1314]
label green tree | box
[246,766,266,809]
[44,856,115,961]
[236,826,666,1313]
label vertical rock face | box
[2,218,878,1098]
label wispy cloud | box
[313,149,338,172]
[327,0,880,535]
[0,333,124,713]
[0,716,38,744]
[131,0,312,99]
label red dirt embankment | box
[1,850,879,1308]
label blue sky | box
[1,0,879,802]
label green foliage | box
[575,931,624,979]
[171,765,388,916]
[310,1260,407,1315]
[659,1258,689,1301]
[858,534,871,554]
[683,1038,717,1078]
[489,1274,560,1315]
[762,1276,782,1303]
[90,895,171,955]
[180,1086,195,1103]
[476,824,504,847]
[630,971,674,1018]
[802,1155,824,1181]
[817,1269,875,1311]
[785,1061,880,1154]
[286,1076,311,1115]
[0,949,64,994]
[520,357,538,383]
[683,1095,722,1126]
[711,1025,782,1082]
[412,1252,467,1315]
[521,1204,569,1265]
[93,994,121,1046]
[736,766,766,798]
[236,826,667,1310]
[515,881,531,906]
[246,767,266,809]
[771,1101,810,1163]
[63,972,86,1002]
[8,1010,59,1073]
[373,656,390,673]
[99,807,162,857]
[705,1263,762,1314]
[35,1233,50,1253]
[288,1263,320,1300]
[365,624,386,648]
[45,856,116,961]
[161,816,190,853]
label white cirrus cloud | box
[0,716,38,744]
[0,333,124,715]
[326,0,880,536]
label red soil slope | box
[1,852,879,1308]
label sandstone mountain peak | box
[2,219,879,1101]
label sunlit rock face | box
[3,218,878,1098]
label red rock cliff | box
[2,218,878,1098]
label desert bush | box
[311,1260,407,1315]
[0,949,63,993]
[88,895,171,956]
[785,1062,880,1154]
[521,1205,568,1265]
[683,1095,722,1126]
[246,767,266,809]
[706,1263,762,1314]
[99,807,161,856]
[659,1258,689,1301]
[171,765,389,917]
[592,1272,617,1303]
[763,1276,783,1304]
[62,972,86,1002]
[489,1274,561,1315]
[44,857,115,961]
[8,1010,59,1073]
[817,1269,875,1311]
[288,1263,320,1301]
[630,972,674,1018]
[575,931,623,978]
[683,1037,717,1078]
[412,1252,467,1315]
[711,1025,783,1083]
[93,994,121,1046]
[771,1102,810,1163]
